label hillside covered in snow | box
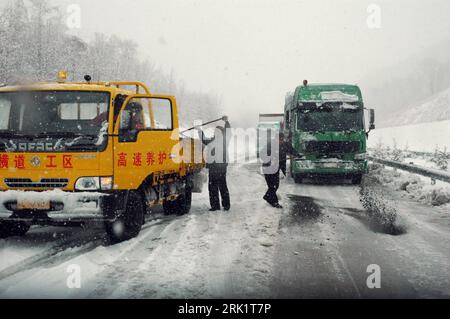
[384,87,450,127]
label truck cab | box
[284,82,375,184]
[0,77,204,242]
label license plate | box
[323,163,339,168]
[17,200,51,210]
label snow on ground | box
[1,162,450,298]
[0,227,81,272]
[368,163,450,207]
[0,163,280,298]
[404,156,446,171]
[0,236,52,272]
[368,120,450,153]
[369,146,449,173]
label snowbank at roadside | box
[368,120,450,153]
[369,163,450,207]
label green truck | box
[284,82,375,184]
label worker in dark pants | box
[197,117,231,212]
[261,132,287,208]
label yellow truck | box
[0,74,205,242]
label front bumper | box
[292,159,367,175]
[0,190,125,224]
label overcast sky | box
[50,0,450,124]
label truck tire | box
[293,174,303,184]
[289,160,293,178]
[0,221,30,238]
[163,182,192,216]
[106,191,144,243]
[176,184,192,215]
[162,200,175,215]
[352,174,363,185]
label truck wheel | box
[289,160,293,178]
[106,191,144,243]
[0,221,30,238]
[163,182,192,216]
[175,184,192,215]
[163,200,175,215]
[293,174,303,184]
[352,174,363,185]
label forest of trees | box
[0,0,221,126]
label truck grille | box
[305,141,360,154]
[4,178,69,188]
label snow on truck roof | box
[257,121,281,128]
[293,83,363,103]
[319,91,359,102]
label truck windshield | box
[296,102,363,132]
[0,91,110,151]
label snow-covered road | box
[0,163,449,298]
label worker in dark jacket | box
[261,132,287,208]
[197,116,231,211]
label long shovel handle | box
[181,117,225,134]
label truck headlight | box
[100,177,113,190]
[354,153,366,160]
[75,177,100,191]
[75,177,113,191]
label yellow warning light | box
[57,71,68,83]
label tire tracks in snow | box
[271,180,350,298]
[0,214,177,295]
[204,198,281,298]
[0,228,105,284]
[209,165,281,298]
[102,165,280,298]
[85,215,186,298]
[2,162,449,298]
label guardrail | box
[407,150,450,160]
[368,156,450,184]
[367,148,450,159]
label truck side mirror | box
[369,109,375,130]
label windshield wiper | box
[0,131,35,139]
[64,133,107,150]
[35,132,98,139]
[65,144,99,151]
[0,131,101,141]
